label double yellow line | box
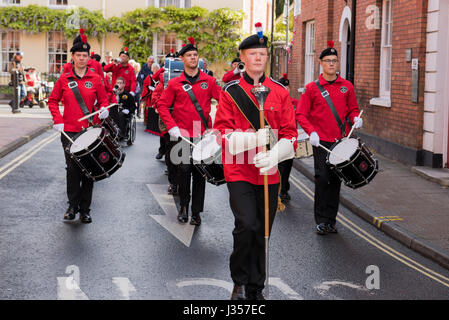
[0,132,59,180]
[288,173,449,289]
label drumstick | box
[77,103,119,122]
[61,131,78,147]
[179,135,197,147]
[347,110,364,139]
[319,144,346,162]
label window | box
[48,31,67,75]
[2,0,21,4]
[294,0,301,16]
[304,20,315,85]
[379,0,393,98]
[149,0,189,8]
[1,30,20,73]
[156,33,178,60]
[49,0,67,5]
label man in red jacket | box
[296,41,362,235]
[157,36,221,226]
[48,30,110,223]
[103,47,137,96]
[222,57,242,84]
[214,24,298,300]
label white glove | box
[122,109,130,115]
[233,67,240,75]
[98,107,109,120]
[168,126,181,139]
[130,91,135,96]
[53,123,64,132]
[253,138,296,174]
[309,131,320,147]
[353,116,363,129]
[225,129,270,155]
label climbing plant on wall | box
[0,5,244,64]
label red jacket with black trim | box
[48,68,109,132]
[296,74,360,142]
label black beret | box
[119,47,130,57]
[278,78,289,86]
[231,57,241,64]
[238,34,268,50]
[320,40,338,59]
[178,43,197,56]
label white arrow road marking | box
[174,277,303,300]
[269,277,304,300]
[112,277,136,300]
[57,277,89,300]
[146,184,195,247]
[314,280,368,299]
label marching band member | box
[222,57,242,84]
[296,41,361,235]
[213,23,298,300]
[48,29,110,223]
[103,47,137,96]
[277,73,298,201]
[156,37,221,226]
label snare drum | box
[192,133,225,186]
[326,137,378,189]
[102,117,120,141]
[66,126,125,181]
[295,130,313,159]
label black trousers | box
[159,135,165,155]
[312,141,342,225]
[164,133,178,186]
[118,113,130,137]
[61,132,94,213]
[278,159,293,194]
[176,138,205,213]
[227,181,279,292]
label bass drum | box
[66,126,125,181]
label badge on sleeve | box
[84,81,93,89]
[200,82,208,89]
[122,95,128,100]
[340,86,348,93]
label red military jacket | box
[296,74,360,142]
[214,74,298,186]
[151,81,164,108]
[141,75,156,107]
[222,69,241,84]
[48,68,109,132]
[103,62,136,93]
[156,70,221,138]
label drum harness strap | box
[68,77,95,125]
[225,83,277,149]
[314,80,346,137]
[182,81,210,130]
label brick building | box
[289,0,449,168]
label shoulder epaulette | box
[222,79,240,92]
[270,77,287,90]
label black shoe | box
[168,184,178,195]
[155,152,164,160]
[245,288,265,300]
[177,207,188,223]
[316,223,328,235]
[79,211,92,223]
[326,223,338,233]
[190,212,201,226]
[231,285,246,300]
[279,192,291,201]
[63,206,77,220]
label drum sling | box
[68,77,95,124]
[314,80,346,137]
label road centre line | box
[288,174,449,289]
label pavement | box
[1,101,449,273]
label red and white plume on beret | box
[283,73,288,79]
[188,36,195,46]
[79,28,87,45]
[328,40,334,48]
